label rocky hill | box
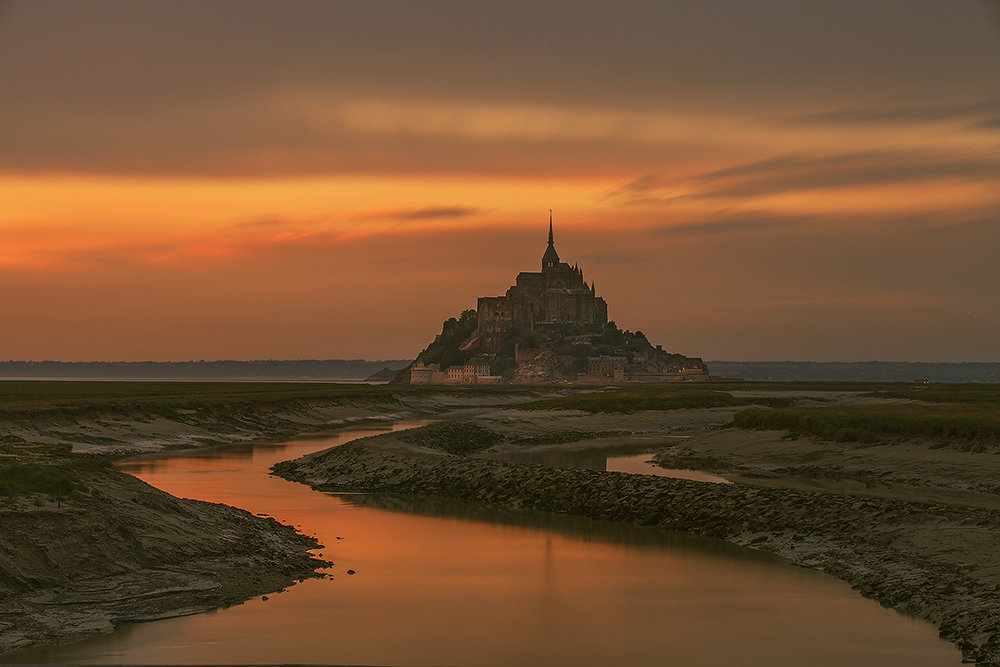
[394,311,706,384]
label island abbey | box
[477,215,608,353]
[405,214,709,385]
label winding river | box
[5,419,960,666]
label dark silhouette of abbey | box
[477,214,608,353]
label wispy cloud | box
[607,150,1000,211]
[387,206,483,221]
[649,213,806,237]
[973,116,1000,129]
[914,213,1000,236]
[694,151,1000,196]
[577,251,646,265]
[758,296,929,314]
[233,216,296,229]
[785,96,1000,129]
[349,205,487,225]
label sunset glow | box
[1,1,998,362]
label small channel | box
[484,448,731,484]
[3,418,961,666]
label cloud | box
[607,146,1000,211]
[696,151,1000,196]
[617,174,666,193]
[915,214,1000,236]
[761,297,924,314]
[348,206,487,224]
[233,217,295,229]
[973,116,1000,129]
[577,251,646,265]
[605,149,1000,213]
[387,206,483,221]
[1,1,997,184]
[696,156,809,182]
[785,96,1000,128]
[649,213,806,236]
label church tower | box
[542,210,560,273]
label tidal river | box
[8,419,960,666]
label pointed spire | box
[542,209,560,269]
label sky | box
[1,0,999,363]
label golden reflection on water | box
[4,421,961,666]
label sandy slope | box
[0,389,541,655]
[654,428,1000,509]
[0,465,326,655]
[0,399,407,456]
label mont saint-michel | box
[405,217,708,384]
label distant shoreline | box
[0,359,997,383]
[0,377,389,383]
[707,360,1000,383]
[0,359,412,381]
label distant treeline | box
[0,359,413,380]
[708,361,1000,383]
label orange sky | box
[1,1,999,362]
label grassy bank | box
[736,401,1000,446]
[0,380,398,406]
[0,463,79,498]
[0,378,931,411]
[0,437,109,500]
[5,379,997,447]
[0,380,554,408]
[873,383,1000,404]
[518,386,800,413]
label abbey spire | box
[542,209,560,271]
[476,212,608,353]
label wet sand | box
[0,463,325,655]
[4,386,999,663]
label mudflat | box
[0,383,545,655]
[275,386,1000,666]
[0,442,327,655]
[3,381,1000,664]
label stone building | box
[409,357,499,385]
[588,356,629,379]
[478,216,608,353]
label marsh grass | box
[0,464,81,497]
[0,381,550,415]
[873,384,1000,404]
[397,421,504,455]
[735,403,1000,444]
[0,380,402,406]
[0,435,114,502]
[519,388,753,413]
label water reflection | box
[339,492,772,560]
[119,422,408,471]
[484,448,730,483]
[2,419,961,666]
